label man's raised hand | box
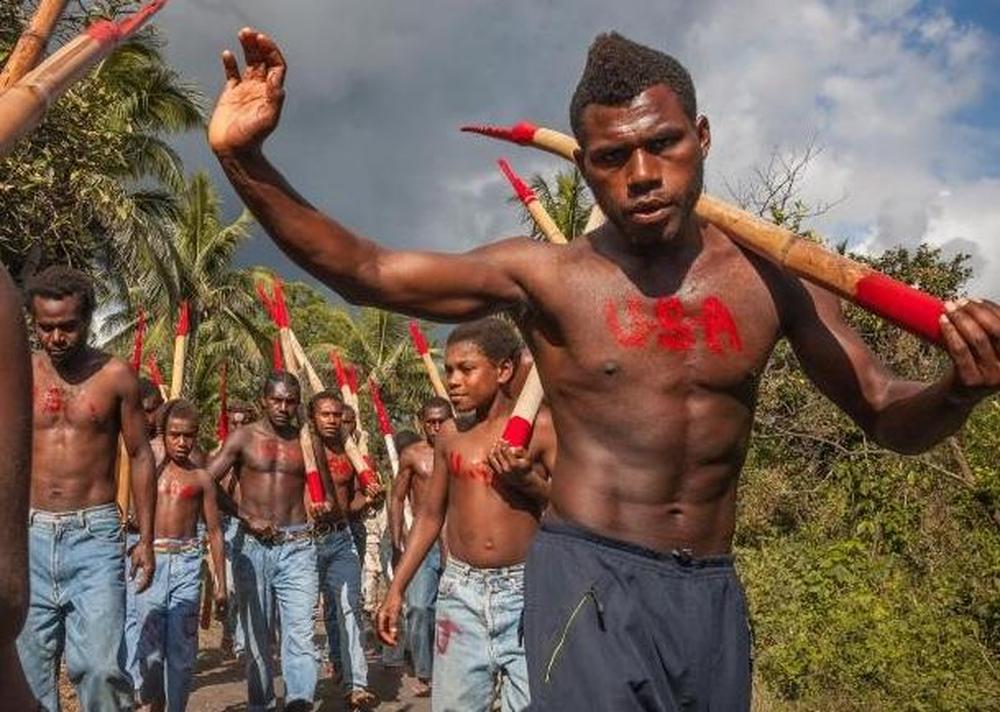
[939,298,1000,400]
[208,28,287,156]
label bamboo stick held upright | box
[0,0,171,157]
[465,121,947,345]
[369,379,400,476]
[170,301,189,399]
[408,321,449,399]
[116,310,147,521]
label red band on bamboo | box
[460,121,538,145]
[175,301,190,337]
[85,20,120,43]
[497,159,536,204]
[854,273,944,344]
[502,416,534,448]
[331,353,349,389]
[306,470,325,503]
[146,357,164,387]
[130,309,146,372]
[272,338,284,371]
[408,321,430,355]
[369,380,393,435]
[272,279,290,328]
[346,364,359,395]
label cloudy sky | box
[155,0,1000,299]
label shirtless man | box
[209,30,1000,709]
[135,399,227,712]
[310,391,379,709]
[388,396,453,696]
[18,265,156,711]
[206,371,327,712]
[0,265,36,711]
[378,318,555,711]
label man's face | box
[341,409,356,437]
[312,398,344,440]
[576,84,710,249]
[262,382,299,429]
[32,295,90,365]
[164,416,198,464]
[445,341,509,414]
[421,406,451,446]
[141,395,164,437]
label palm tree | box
[512,167,594,241]
[102,172,269,416]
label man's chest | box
[326,452,355,485]
[244,436,304,474]
[32,376,116,429]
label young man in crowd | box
[206,371,328,712]
[310,390,380,710]
[388,397,453,697]
[18,265,156,711]
[134,399,227,712]
[378,318,556,711]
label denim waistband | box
[444,555,525,582]
[29,502,121,528]
[540,516,734,570]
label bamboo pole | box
[463,121,946,345]
[169,301,189,399]
[407,321,449,399]
[0,0,70,92]
[0,0,170,158]
[116,308,146,519]
[369,379,399,476]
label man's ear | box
[497,357,515,387]
[573,145,586,175]
[696,114,711,158]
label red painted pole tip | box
[346,364,359,395]
[369,379,393,435]
[460,121,538,145]
[146,357,164,387]
[272,278,291,329]
[175,301,190,337]
[408,321,430,355]
[497,158,536,205]
[331,352,349,389]
[130,309,146,372]
[272,338,284,371]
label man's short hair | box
[570,32,697,144]
[446,317,523,365]
[394,430,422,453]
[161,398,200,428]
[138,377,162,404]
[228,400,256,418]
[24,265,96,320]
[342,404,356,418]
[421,396,453,419]
[262,370,301,397]
[308,389,343,416]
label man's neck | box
[263,418,298,440]
[321,434,345,454]
[473,388,514,426]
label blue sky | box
[156,0,1000,298]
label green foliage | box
[738,242,1000,709]
[512,168,594,240]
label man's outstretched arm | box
[209,29,532,320]
[786,281,999,455]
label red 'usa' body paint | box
[604,296,656,349]
[700,296,743,354]
[655,297,696,352]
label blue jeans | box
[432,558,529,712]
[222,516,244,655]
[135,539,203,711]
[406,541,440,680]
[17,503,132,712]
[316,524,368,691]
[124,531,142,691]
[233,523,318,712]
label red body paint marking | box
[41,386,64,414]
[604,296,656,349]
[700,296,743,354]
[655,297,696,352]
[178,485,199,499]
[328,456,354,478]
[603,295,744,355]
[449,452,493,485]
[436,619,460,655]
[256,441,280,461]
[87,402,100,422]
